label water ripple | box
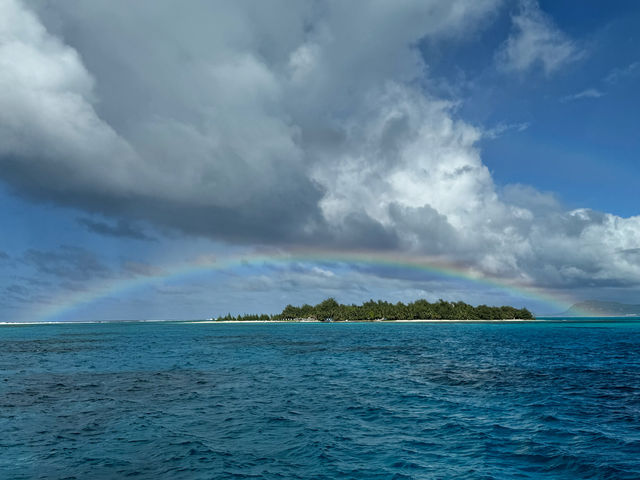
[1,321,639,479]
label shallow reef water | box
[1,320,639,479]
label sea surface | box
[1,320,639,479]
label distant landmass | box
[213,298,535,321]
[561,301,640,317]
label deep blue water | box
[1,321,639,479]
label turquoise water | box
[1,321,639,479]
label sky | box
[1,0,639,321]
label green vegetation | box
[214,298,535,321]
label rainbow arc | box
[33,248,582,322]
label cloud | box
[121,261,164,277]
[22,245,112,282]
[0,0,504,245]
[213,262,540,315]
[0,250,8,260]
[20,244,167,284]
[2,282,37,306]
[604,61,640,85]
[619,248,640,255]
[560,88,605,103]
[483,122,530,139]
[556,62,639,104]
[496,0,582,75]
[559,62,639,104]
[5,283,29,296]
[77,217,154,241]
[1,0,640,296]
[0,0,145,202]
[0,0,324,243]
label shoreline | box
[2,317,637,325]
[188,319,534,324]
[1,319,532,325]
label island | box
[212,298,535,322]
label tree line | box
[214,297,535,321]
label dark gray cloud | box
[121,261,163,278]
[5,284,29,296]
[2,283,32,307]
[20,245,167,284]
[2,278,52,308]
[619,248,640,255]
[77,217,154,241]
[22,245,112,282]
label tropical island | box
[212,298,535,322]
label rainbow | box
[31,248,582,322]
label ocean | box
[1,320,639,479]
